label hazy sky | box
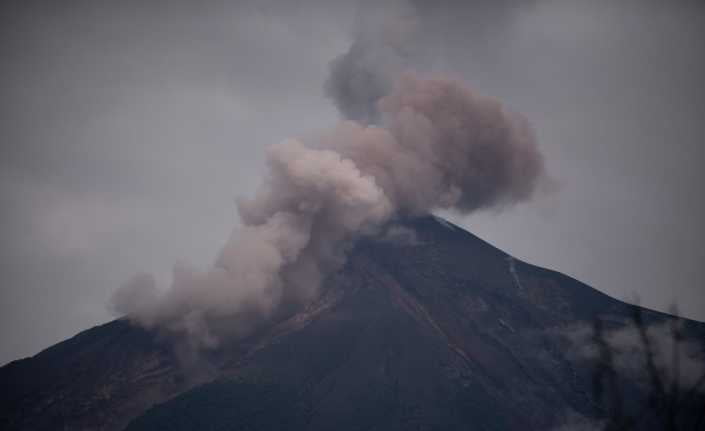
[1,0,703,365]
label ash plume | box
[110,6,548,348]
[324,1,417,124]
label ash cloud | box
[111,3,547,347]
[324,1,417,124]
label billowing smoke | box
[110,6,547,348]
[324,0,417,124]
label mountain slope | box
[2,216,703,430]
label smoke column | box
[110,6,547,348]
[324,1,416,124]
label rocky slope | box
[2,216,703,430]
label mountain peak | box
[2,216,703,430]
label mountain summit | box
[2,216,703,430]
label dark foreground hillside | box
[2,217,704,430]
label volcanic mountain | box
[2,216,704,430]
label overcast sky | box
[1,0,703,365]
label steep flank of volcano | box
[2,216,703,431]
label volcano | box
[2,216,703,430]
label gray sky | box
[1,0,703,365]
